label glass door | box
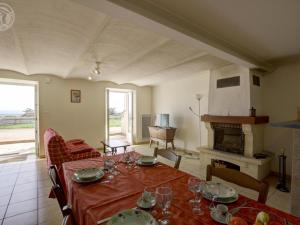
[126,91,133,143]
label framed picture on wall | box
[71,89,81,103]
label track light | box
[93,61,101,75]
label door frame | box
[0,78,39,156]
[105,88,135,144]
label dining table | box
[62,152,300,225]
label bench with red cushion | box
[44,128,101,171]
[44,128,101,198]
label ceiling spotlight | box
[93,61,101,75]
[88,76,92,80]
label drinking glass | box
[104,159,115,181]
[188,177,201,204]
[156,185,172,225]
[142,187,157,206]
[124,152,132,166]
[208,183,220,210]
[188,177,205,215]
[209,195,218,211]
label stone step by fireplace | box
[199,114,271,180]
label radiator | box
[141,114,152,140]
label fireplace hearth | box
[212,123,244,155]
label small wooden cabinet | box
[148,126,176,150]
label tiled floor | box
[0,155,61,225]
[0,144,293,225]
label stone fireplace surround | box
[199,115,272,180]
[212,123,244,155]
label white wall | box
[152,71,210,151]
[250,71,264,116]
[263,60,300,175]
[0,70,152,157]
[208,64,251,116]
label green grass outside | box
[109,117,121,127]
[0,123,35,129]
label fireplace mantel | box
[201,114,269,124]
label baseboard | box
[0,140,35,145]
[133,141,149,145]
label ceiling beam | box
[117,52,208,83]
[107,37,169,78]
[64,16,112,78]
[72,0,273,72]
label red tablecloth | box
[62,153,300,225]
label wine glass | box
[208,183,220,210]
[124,152,135,168]
[188,177,201,204]
[155,185,172,225]
[188,177,205,215]
[104,159,115,181]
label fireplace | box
[212,123,244,155]
[199,115,271,180]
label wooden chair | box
[52,184,72,217]
[48,165,67,202]
[62,215,75,225]
[49,165,64,190]
[154,148,182,169]
[49,165,75,222]
[206,165,269,204]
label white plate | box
[72,175,102,183]
[203,193,238,204]
[107,209,157,225]
[74,167,104,181]
[72,168,104,183]
[203,182,236,199]
[137,156,157,166]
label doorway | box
[106,89,134,143]
[0,80,38,159]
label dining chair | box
[52,184,73,217]
[49,165,64,190]
[61,214,75,225]
[154,147,182,169]
[206,165,269,204]
[49,166,70,216]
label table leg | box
[165,141,168,150]
[124,146,127,154]
[101,142,107,154]
[171,140,175,150]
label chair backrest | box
[154,148,182,169]
[206,165,269,204]
[49,165,68,215]
[62,215,75,225]
[48,165,64,190]
[52,184,70,217]
[44,128,71,170]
